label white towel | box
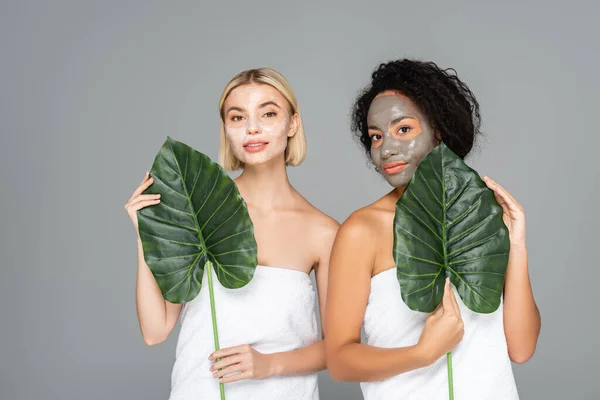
[169,265,320,400]
[360,268,519,400]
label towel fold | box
[360,268,519,400]
[169,265,319,400]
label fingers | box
[126,195,161,212]
[141,171,150,184]
[431,301,444,319]
[482,176,523,214]
[430,285,446,318]
[219,370,252,384]
[211,354,243,372]
[131,176,155,200]
[209,344,251,361]
[129,194,161,205]
[441,278,455,315]
[447,280,461,317]
[130,199,161,212]
[213,361,245,378]
[485,177,519,205]
[442,278,462,317]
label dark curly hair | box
[351,59,482,160]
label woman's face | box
[223,83,298,167]
[367,90,438,188]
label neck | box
[235,155,294,209]
[392,185,406,200]
[381,185,406,209]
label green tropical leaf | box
[394,142,509,314]
[138,136,257,304]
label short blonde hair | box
[218,68,307,171]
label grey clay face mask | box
[367,94,438,188]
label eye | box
[398,126,411,134]
[230,115,244,122]
[370,133,382,142]
[263,111,277,118]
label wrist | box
[510,242,527,252]
[413,342,434,368]
[266,353,283,377]
[509,243,528,264]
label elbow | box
[509,349,535,364]
[508,344,537,364]
[326,351,353,382]
[142,332,168,346]
[328,363,351,382]
[507,321,541,364]
[144,337,163,347]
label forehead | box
[225,83,285,107]
[367,91,421,123]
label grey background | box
[1,0,598,399]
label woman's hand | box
[124,171,161,234]
[416,278,465,366]
[209,344,275,383]
[483,176,540,363]
[482,176,526,248]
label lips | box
[382,161,408,175]
[243,140,269,152]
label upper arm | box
[324,213,376,353]
[313,216,340,336]
[165,301,183,336]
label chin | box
[385,175,410,188]
[238,152,277,166]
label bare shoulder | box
[325,205,382,279]
[338,203,387,242]
[294,193,340,239]
[336,206,375,245]
[312,209,340,241]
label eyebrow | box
[226,101,281,115]
[259,101,281,109]
[226,106,245,114]
[368,115,415,131]
[389,116,415,126]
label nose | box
[246,116,260,135]
[380,135,399,160]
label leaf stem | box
[447,352,454,400]
[440,138,454,400]
[206,261,225,400]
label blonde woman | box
[124,68,338,399]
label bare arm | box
[126,172,182,346]
[325,215,427,382]
[135,237,183,346]
[483,176,541,364]
[209,217,339,382]
[324,214,464,382]
[268,217,338,376]
[503,246,540,363]
[261,218,336,376]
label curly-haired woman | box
[324,59,540,400]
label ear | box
[287,113,300,138]
[434,131,442,144]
